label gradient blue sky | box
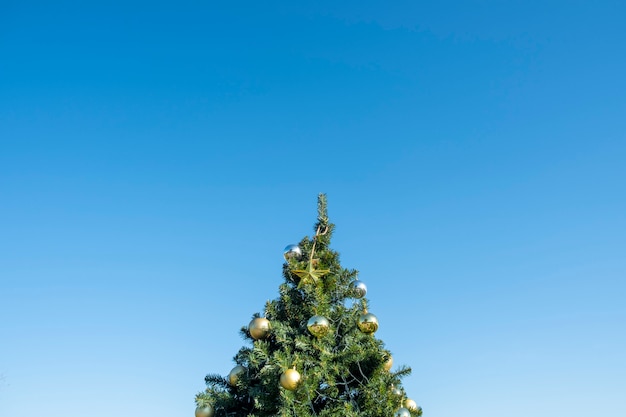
[1,1,625,416]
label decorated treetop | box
[196,194,422,417]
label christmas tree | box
[195,194,422,417]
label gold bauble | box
[383,354,393,371]
[357,312,379,334]
[195,405,214,417]
[249,317,271,340]
[394,407,411,417]
[405,399,418,412]
[228,365,246,386]
[279,368,301,390]
[307,315,330,338]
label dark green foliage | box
[197,194,422,417]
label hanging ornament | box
[383,354,393,371]
[307,315,330,337]
[292,262,330,287]
[283,244,302,261]
[279,367,301,390]
[351,280,367,298]
[391,385,402,396]
[195,405,215,417]
[357,311,379,334]
[405,399,418,412]
[394,407,411,417]
[228,365,246,386]
[248,317,271,340]
[291,224,330,287]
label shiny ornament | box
[292,262,330,287]
[383,355,393,371]
[391,385,402,396]
[283,244,302,261]
[249,317,271,340]
[307,315,330,337]
[394,408,411,417]
[228,365,246,386]
[351,280,367,298]
[357,312,379,334]
[195,405,215,417]
[279,368,301,390]
[405,399,418,412]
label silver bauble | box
[249,317,271,340]
[228,365,246,386]
[405,399,418,412]
[195,405,215,417]
[394,407,411,417]
[283,244,302,261]
[357,312,379,334]
[391,385,402,396]
[351,280,367,298]
[307,315,330,338]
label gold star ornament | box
[292,262,330,287]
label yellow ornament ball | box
[405,399,418,412]
[228,365,246,386]
[307,315,330,338]
[195,405,214,417]
[383,354,393,371]
[357,312,379,334]
[279,368,301,390]
[249,317,271,340]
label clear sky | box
[1,1,625,416]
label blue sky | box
[1,1,625,416]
